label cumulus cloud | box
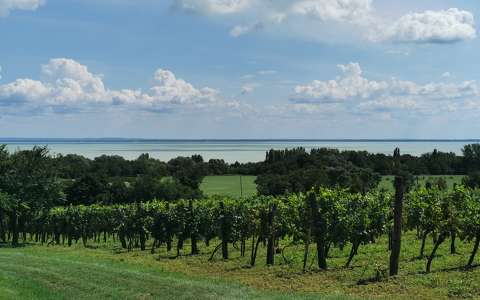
[4,59,480,122]
[0,0,45,16]
[174,0,476,44]
[291,62,480,115]
[382,8,476,43]
[291,0,373,24]
[0,59,108,113]
[0,58,243,115]
[291,63,387,103]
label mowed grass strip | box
[0,246,351,300]
[201,175,257,198]
[2,230,480,300]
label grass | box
[0,245,349,300]
[139,232,480,299]
[378,175,464,192]
[201,175,257,198]
[2,231,480,300]
[201,175,465,197]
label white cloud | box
[291,0,373,24]
[240,82,259,95]
[240,74,255,80]
[291,62,480,115]
[291,63,387,103]
[0,59,108,111]
[40,58,108,105]
[240,70,277,80]
[382,8,476,43]
[174,0,252,15]
[4,59,480,122]
[357,97,418,111]
[230,22,263,37]
[0,58,243,115]
[174,1,476,44]
[258,70,277,75]
[442,72,451,78]
[0,0,45,16]
[385,49,410,56]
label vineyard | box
[1,186,480,278]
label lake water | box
[1,139,478,163]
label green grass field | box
[201,175,466,197]
[1,231,479,300]
[378,175,465,192]
[0,245,349,300]
[201,175,257,197]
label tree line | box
[7,144,480,203]
[3,144,480,207]
[53,145,480,179]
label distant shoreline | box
[1,138,480,143]
[1,139,476,162]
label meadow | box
[377,175,465,192]
[201,175,466,197]
[0,245,347,300]
[201,175,257,197]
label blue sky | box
[1,0,480,138]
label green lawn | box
[201,175,257,198]
[0,245,349,300]
[2,230,480,299]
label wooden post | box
[390,148,404,276]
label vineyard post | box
[0,211,5,242]
[189,199,199,255]
[220,202,229,260]
[266,203,277,266]
[10,208,19,247]
[315,195,327,270]
[390,148,404,276]
[303,194,313,272]
[240,175,243,198]
[136,202,146,251]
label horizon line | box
[1,138,480,142]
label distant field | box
[378,175,465,192]
[201,175,257,197]
[201,175,466,197]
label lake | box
[1,139,478,163]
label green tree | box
[0,147,63,246]
[168,156,206,190]
[65,173,108,205]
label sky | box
[1,0,480,139]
